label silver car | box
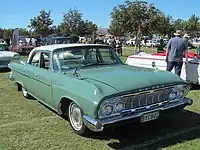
[0,43,20,68]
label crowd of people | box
[92,36,123,56]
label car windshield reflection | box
[53,46,122,71]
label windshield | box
[52,46,122,71]
[0,44,9,51]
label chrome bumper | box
[0,65,9,68]
[82,98,193,132]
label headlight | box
[102,105,113,116]
[98,97,125,119]
[116,102,124,112]
[169,92,177,100]
[168,84,190,101]
[13,54,20,60]
[177,91,184,98]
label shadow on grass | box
[88,110,200,150]
[0,68,10,73]
[38,99,200,149]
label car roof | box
[33,44,109,52]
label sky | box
[0,0,199,29]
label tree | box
[109,20,125,36]
[156,15,174,36]
[19,28,30,36]
[61,9,83,35]
[109,0,173,36]
[3,29,13,39]
[0,28,3,39]
[173,19,185,31]
[28,10,54,37]
[60,9,97,36]
[184,14,199,34]
[55,25,62,36]
[82,20,97,36]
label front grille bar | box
[123,88,172,109]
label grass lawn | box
[0,47,200,150]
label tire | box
[68,102,89,136]
[21,86,31,99]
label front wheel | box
[21,87,31,99]
[68,102,89,136]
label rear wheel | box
[68,102,89,136]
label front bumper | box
[0,60,10,68]
[0,65,8,68]
[82,98,193,132]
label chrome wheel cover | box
[69,103,83,131]
[22,87,28,97]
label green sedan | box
[8,44,193,136]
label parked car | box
[0,43,20,68]
[126,39,135,46]
[146,40,160,47]
[8,44,193,136]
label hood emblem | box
[72,68,81,77]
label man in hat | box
[166,30,188,76]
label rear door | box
[32,51,54,107]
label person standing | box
[109,36,116,50]
[144,38,147,48]
[166,30,188,76]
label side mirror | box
[13,54,20,60]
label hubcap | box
[69,103,83,131]
[22,87,28,96]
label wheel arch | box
[57,97,74,116]
[15,81,24,91]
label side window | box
[30,52,40,67]
[85,49,99,63]
[40,52,50,70]
[99,49,116,63]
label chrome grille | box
[123,88,172,109]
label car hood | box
[78,65,183,93]
[0,51,20,60]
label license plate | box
[140,111,159,123]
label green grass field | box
[0,47,200,150]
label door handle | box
[34,74,37,78]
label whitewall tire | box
[21,87,31,99]
[68,102,89,136]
